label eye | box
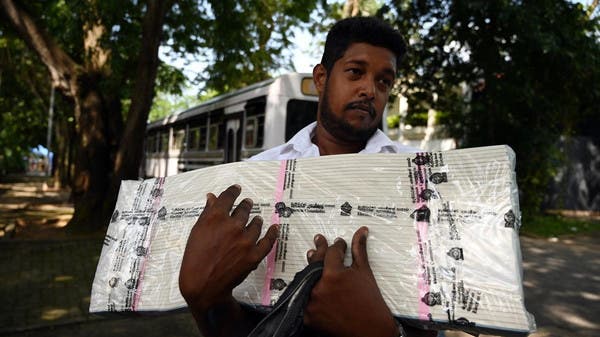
[378,78,394,90]
[345,68,362,77]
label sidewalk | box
[0,178,599,337]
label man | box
[179,17,438,337]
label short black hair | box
[320,17,406,74]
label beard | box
[319,83,379,143]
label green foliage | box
[155,63,187,95]
[0,35,49,173]
[521,213,600,238]
[1,0,320,167]
[386,114,400,128]
[149,63,199,122]
[199,0,319,93]
[149,90,200,122]
[389,0,600,212]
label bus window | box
[245,117,257,148]
[256,115,264,147]
[285,99,318,141]
[207,111,225,150]
[188,128,199,150]
[188,126,206,151]
[208,123,225,150]
[172,128,186,151]
[158,131,169,153]
[244,114,265,148]
[208,124,218,150]
[245,97,266,149]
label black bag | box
[247,261,324,337]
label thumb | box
[351,226,371,269]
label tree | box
[388,0,600,212]
[196,0,318,93]
[0,35,49,174]
[149,90,201,122]
[0,0,178,230]
[1,0,319,230]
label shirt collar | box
[287,121,318,154]
[284,121,397,155]
[361,129,398,153]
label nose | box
[358,76,376,100]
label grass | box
[520,212,600,238]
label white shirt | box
[250,122,419,161]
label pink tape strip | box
[261,160,287,305]
[415,163,430,320]
[133,177,165,311]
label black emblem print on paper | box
[275,202,293,218]
[420,189,436,201]
[447,247,464,261]
[157,207,167,220]
[340,202,352,216]
[109,277,119,288]
[421,292,442,306]
[270,278,287,291]
[111,210,119,223]
[136,246,147,257]
[151,186,163,198]
[103,234,117,246]
[410,205,431,222]
[504,210,516,228]
[412,154,431,166]
[429,172,448,184]
[139,217,150,226]
[125,278,137,290]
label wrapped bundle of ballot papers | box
[90,145,536,336]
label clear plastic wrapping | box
[90,145,536,336]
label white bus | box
[143,73,319,177]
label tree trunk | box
[113,0,172,180]
[104,0,173,221]
[52,99,75,189]
[68,75,114,230]
[1,0,173,231]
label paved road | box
[520,235,600,337]
[1,233,598,337]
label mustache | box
[345,100,376,118]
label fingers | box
[216,184,242,211]
[324,237,347,270]
[255,224,280,260]
[204,192,217,208]
[194,192,217,228]
[307,234,328,263]
[245,215,264,241]
[351,226,370,269]
[231,197,253,225]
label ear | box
[312,64,327,95]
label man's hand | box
[179,184,279,314]
[303,227,399,337]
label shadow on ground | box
[0,176,73,240]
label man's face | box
[315,42,397,143]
